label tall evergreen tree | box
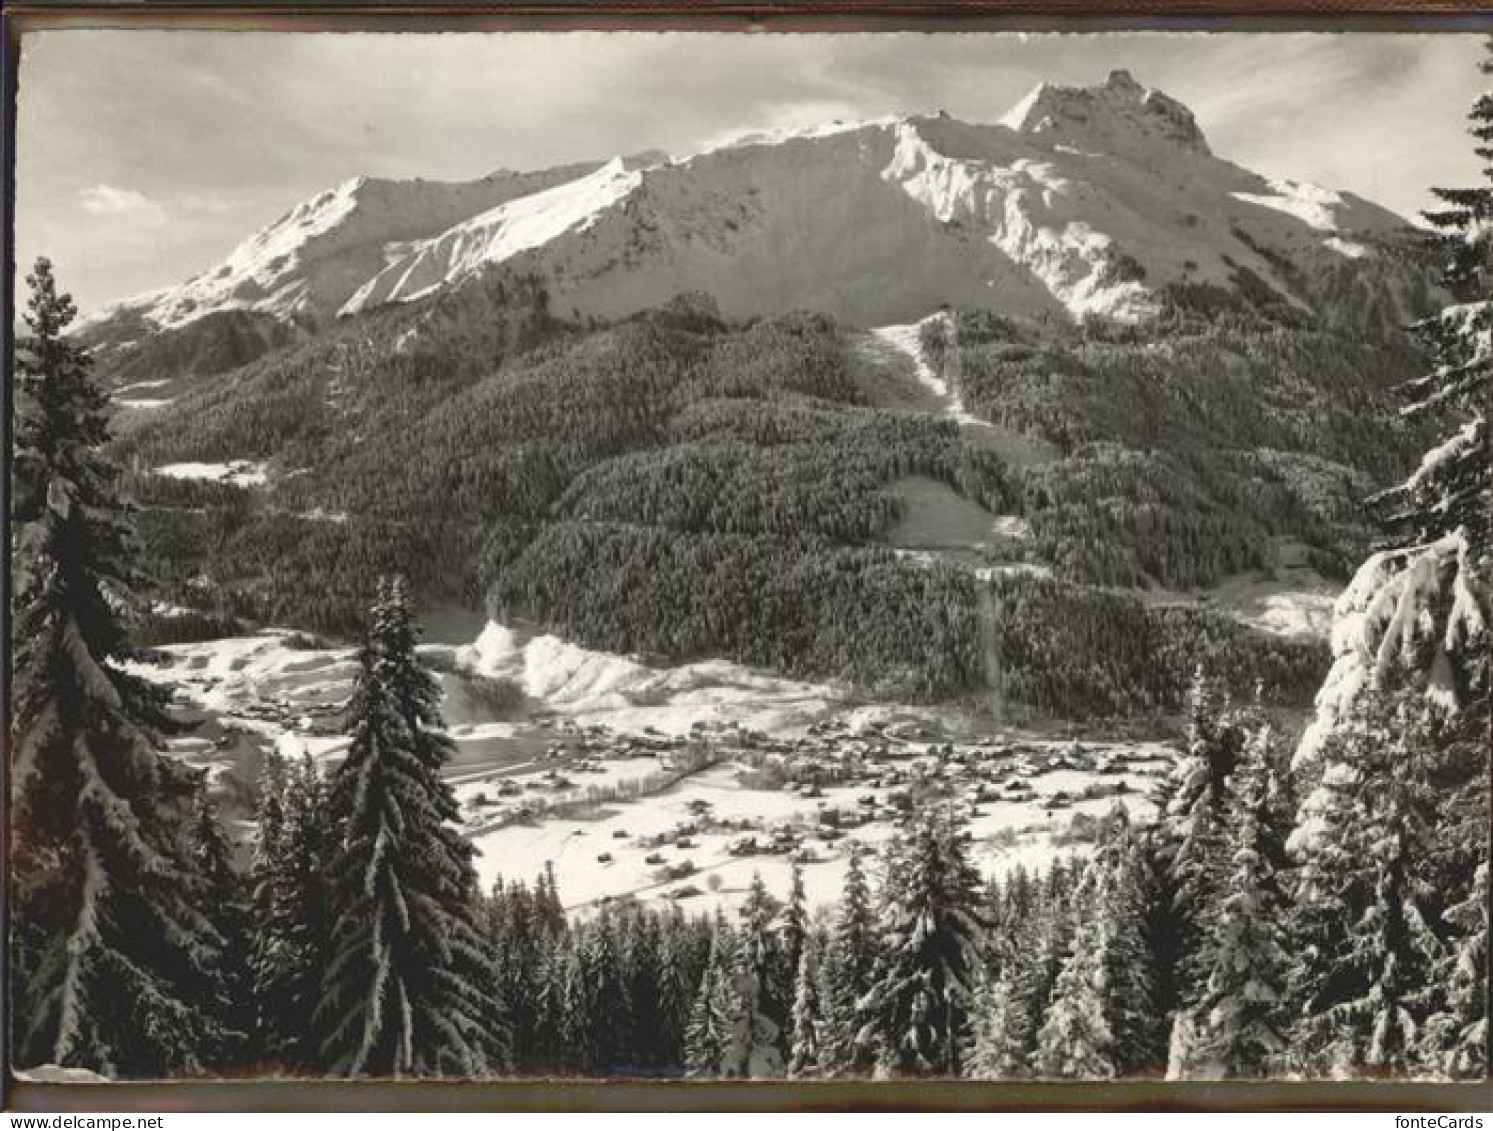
[724,873,786,1077]
[656,906,700,1073]
[856,811,984,1077]
[1033,835,1159,1080]
[685,913,739,1077]
[317,579,503,1077]
[968,966,1033,1079]
[620,908,663,1073]
[779,864,809,1031]
[1015,861,1079,1062]
[1090,808,1163,1074]
[381,575,510,1075]
[1039,865,1122,1086]
[554,942,596,1076]
[188,784,252,1069]
[787,932,826,1078]
[1422,861,1489,1078]
[482,878,537,1073]
[1380,42,1493,577]
[818,840,877,1076]
[1034,910,1118,1079]
[247,752,333,1071]
[1188,727,1292,1078]
[1291,693,1447,1076]
[1166,672,1245,1007]
[1284,44,1492,1085]
[538,860,566,934]
[582,909,636,1073]
[10,258,226,1076]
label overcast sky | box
[14,29,1489,314]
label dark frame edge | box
[6,1077,1493,1112]
[3,0,1493,1115]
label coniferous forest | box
[8,33,1490,1089]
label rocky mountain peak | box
[1002,69,1212,157]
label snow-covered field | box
[469,742,1169,917]
[869,320,983,428]
[153,460,269,487]
[117,396,173,410]
[452,622,845,736]
[135,621,1178,915]
[1141,562,1339,643]
[853,319,1060,469]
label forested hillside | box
[106,266,1434,714]
[922,304,1434,587]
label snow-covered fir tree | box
[656,906,702,1073]
[779,864,809,1033]
[246,752,289,1063]
[1185,726,1292,1078]
[787,931,826,1078]
[555,944,596,1076]
[1421,861,1489,1078]
[1284,41,1491,1081]
[247,752,334,1071]
[1033,873,1118,1080]
[537,861,566,934]
[994,858,1079,1072]
[685,914,740,1077]
[317,579,504,1077]
[723,873,786,1078]
[968,967,1033,1079]
[1292,36,1490,829]
[856,810,984,1077]
[10,258,229,1077]
[1089,808,1163,1074]
[1029,822,1160,1080]
[818,840,878,1076]
[582,909,636,1073]
[620,908,664,1073]
[480,877,544,1074]
[1380,41,1492,576]
[1163,670,1247,1009]
[1290,693,1449,1076]
[188,784,252,1067]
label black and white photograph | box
[6,19,1490,1099]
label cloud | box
[77,184,167,226]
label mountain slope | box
[73,159,630,376]
[79,70,1435,382]
[108,289,1373,716]
[341,70,1430,331]
[85,70,1442,719]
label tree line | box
[234,668,1483,1080]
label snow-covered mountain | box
[75,158,632,339]
[81,71,1433,366]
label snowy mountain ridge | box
[75,159,619,338]
[80,70,1434,359]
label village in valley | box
[134,626,1171,916]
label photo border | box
[3,1,1490,1112]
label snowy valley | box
[88,70,1433,919]
[134,623,1171,918]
